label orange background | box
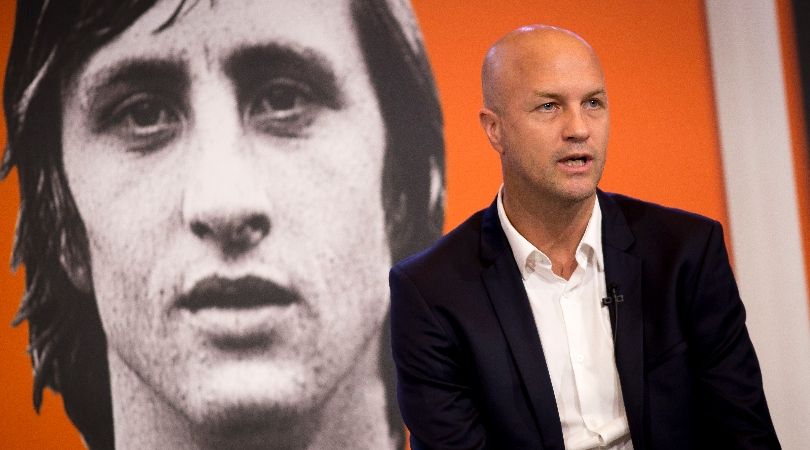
[0,0,802,448]
[416,1,728,232]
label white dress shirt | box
[497,189,632,449]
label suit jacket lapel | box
[479,200,565,449]
[598,190,645,450]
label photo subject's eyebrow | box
[224,43,344,109]
[84,58,190,101]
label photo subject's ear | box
[428,155,445,215]
[59,232,93,293]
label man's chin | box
[554,184,598,205]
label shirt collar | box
[580,194,604,272]
[496,186,604,279]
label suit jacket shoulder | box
[394,205,494,289]
[602,191,720,243]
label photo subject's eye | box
[105,93,182,151]
[259,85,300,112]
[247,78,320,137]
[128,101,171,129]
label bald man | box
[389,25,779,449]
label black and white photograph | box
[1,0,443,448]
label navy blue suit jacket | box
[390,191,779,449]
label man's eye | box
[247,79,318,136]
[538,102,557,111]
[585,99,602,109]
[106,94,181,150]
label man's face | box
[488,32,609,204]
[61,0,390,430]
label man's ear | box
[479,107,504,154]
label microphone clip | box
[601,283,624,307]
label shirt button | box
[575,354,584,363]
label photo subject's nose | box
[190,211,271,254]
[182,134,273,256]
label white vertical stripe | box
[706,1,810,447]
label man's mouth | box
[559,154,592,168]
[177,275,300,312]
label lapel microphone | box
[601,283,623,306]
[602,283,623,343]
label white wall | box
[706,1,810,448]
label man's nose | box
[563,107,590,142]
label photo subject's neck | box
[107,337,394,450]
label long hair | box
[353,0,445,445]
[2,0,444,448]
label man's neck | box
[108,336,396,450]
[502,187,596,279]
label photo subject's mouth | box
[176,275,301,345]
[178,275,299,311]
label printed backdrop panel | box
[2,0,806,448]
